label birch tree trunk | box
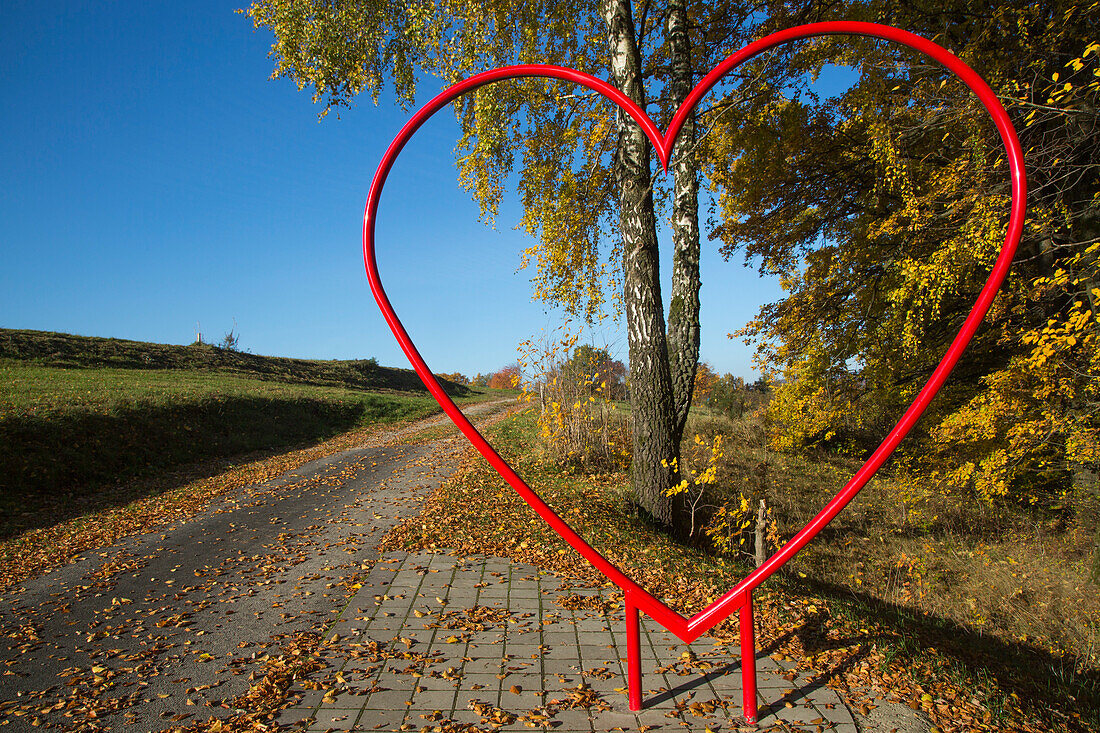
[602,0,679,529]
[665,0,702,447]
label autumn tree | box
[437,372,471,386]
[692,361,718,404]
[561,343,628,400]
[709,373,748,418]
[488,363,523,390]
[243,0,779,535]
[717,0,1099,535]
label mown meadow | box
[0,328,496,583]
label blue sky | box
[0,1,807,379]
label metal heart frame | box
[362,21,1026,722]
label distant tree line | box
[436,364,524,390]
[691,363,771,420]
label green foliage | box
[243,0,616,319]
[217,321,241,352]
[701,372,770,422]
[243,0,749,316]
[559,343,628,401]
[241,0,773,533]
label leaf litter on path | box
[0,403,519,732]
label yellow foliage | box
[519,323,630,472]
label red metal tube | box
[740,593,758,723]
[363,20,1027,716]
[625,593,643,711]
[364,22,1026,645]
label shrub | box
[520,329,631,472]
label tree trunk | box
[602,0,680,529]
[665,0,702,447]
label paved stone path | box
[279,551,857,732]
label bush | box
[520,331,631,472]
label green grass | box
[2,361,441,416]
[1,362,443,503]
[0,327,462,393]
[0,329,500,541]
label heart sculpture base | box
[362,21,1025,724]
[625,590,758,716]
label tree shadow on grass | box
[767,573,1099,731]
[0,396,379,542]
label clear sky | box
[1,1,797,379]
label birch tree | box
[243,0,767,535]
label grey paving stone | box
[462,657,505,674]
[361,687,415,711]
[354,708,407,731]
[542,652,580,669]
[545,709,592,732]
[541,646,579,662]
[412,674,459,691]
[305,551,855,732]
[291,686,326,707]
[409,687,457,712]
[757,670,799,688]
[500,671,544,689]
[504,645,541,659]
[580,669,624,686]
[457,671,501,686]
[317,689,363,709]
[307,709,361,731]
[499,688,545,708]
[587,709,645,731]
[442,708,487,728]
[445,595,479,604]
[367,618,404,632]
[274,707,314,726]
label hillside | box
[0,328,489,542]
[0,328,466,395]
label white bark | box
[602,0,680,530]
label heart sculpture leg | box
[625,593,643,711]
[740,592,757,720]
[363,21,1025,724]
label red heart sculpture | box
[363,21,1025,720]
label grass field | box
[0,329,495,544]
[0,327,443,392]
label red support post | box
[740,592,758,723]
[625,592,643,711]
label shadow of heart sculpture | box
[362,21,1025,723]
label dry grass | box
[682,408,1100,679]
[517,396,1100,673]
